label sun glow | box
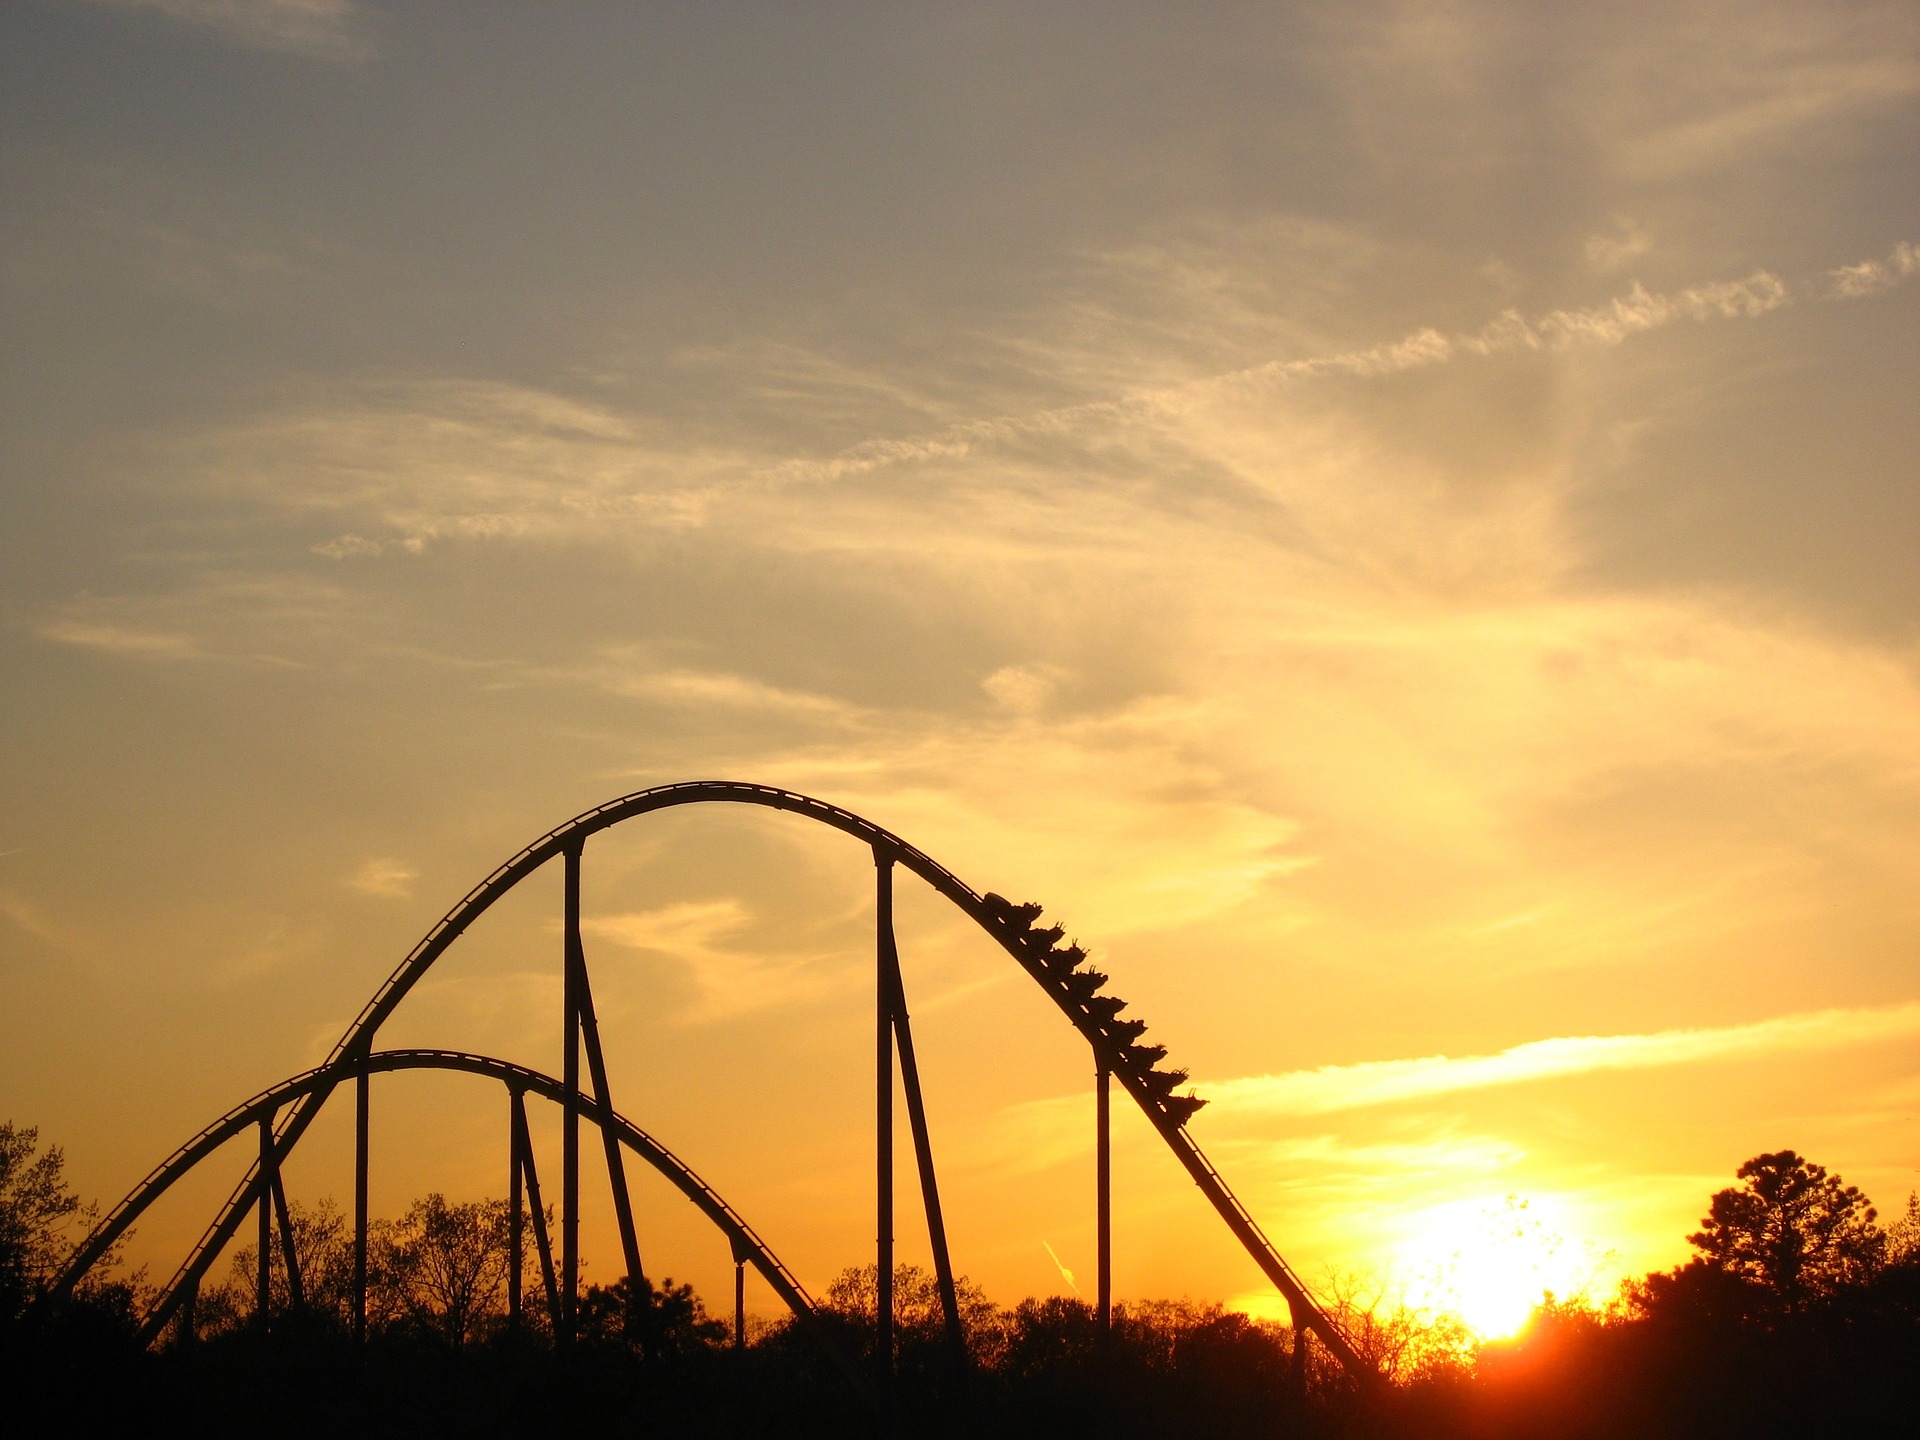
[1394,1195,1603,1339]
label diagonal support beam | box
[882,932,965,1368]
[512,1089,561,1329]
[573,945,646,1294]
[137,1103,312,1345]
[271,1168,305,1312]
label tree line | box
[3,1121,1915,1437]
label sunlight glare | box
[1394,1195,1595,1339]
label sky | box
[2,0,1917,1332]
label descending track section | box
[53,781,1371,1382]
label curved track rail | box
[54,781,1369,1379]
[55,1048,868,1394]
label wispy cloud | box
[1209,1002,1920,1118]
[80,0,373,61]
[755,258,1815,493]
[37,619,202,660]
[348,857,416,899]
[599,667,861,724]
[34,575,355,669]
[582,900,851,1021]
[1585,218,1654,272]
[311,533,424,560]
[1828,240,1920,299]
[1462,271,1790,352]
[0,892,75,951]
[1603,11,1920,180]
[143,244,1909,570]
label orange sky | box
[2,0,1917,1332]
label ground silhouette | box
[4,1126,1916,1438]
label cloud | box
[1828,240,1920,299]
[35,242,1920,987]
[1585,219,1654,272]
[1208,1002,1920,1117]
[0,892,75,951]
[1601,11,1920,180]
[751,703,1314,937]
[33,575,358,669]
[52,248,1824,706]
[1462,272,1789,354]
[312,533,425,560]
[582,900,850,1021]
[80,0,373,60]
[37,619,202,660]
[185,378,711,553]
[981,663,1070,716]
[598,666,861,724]
[582,899,749,954]
[150,246,1899,566]
[348,857,416,899]
[47,227,1920,982]
[372,968,559,1060]
[975,1088,1531,1188]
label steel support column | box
[1288,1296,1311,1405]
[733,1254,747,1350]
[875,851,894,1390]
[255,1117,273,1327]
[508,1088,524,1329]
[1097,1059,1112,1332]
[353,1060,369,1342]
[561,841,582,1343]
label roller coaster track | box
[51,1048,866,1387]
[51,780,1371,1383]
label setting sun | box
[1395,1196,1607,1339]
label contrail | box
[1042,1239,1082,1298]
[755,241,1915,492]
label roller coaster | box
[49,781,1371,1399]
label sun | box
[1393,1195,1594,1339]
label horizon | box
[2,0,1917,1345]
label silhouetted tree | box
[825,1261,997,1358]
[368,1193,514,1348]
[0,1122,97,1321]
[1318,1267,1472,1383]
[579,1273,726,1361]
[219,1196,355,1329]
[1883,1191,1920,1269]
[15,1119,1920,1440]
[1686,1150,1882,1310]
